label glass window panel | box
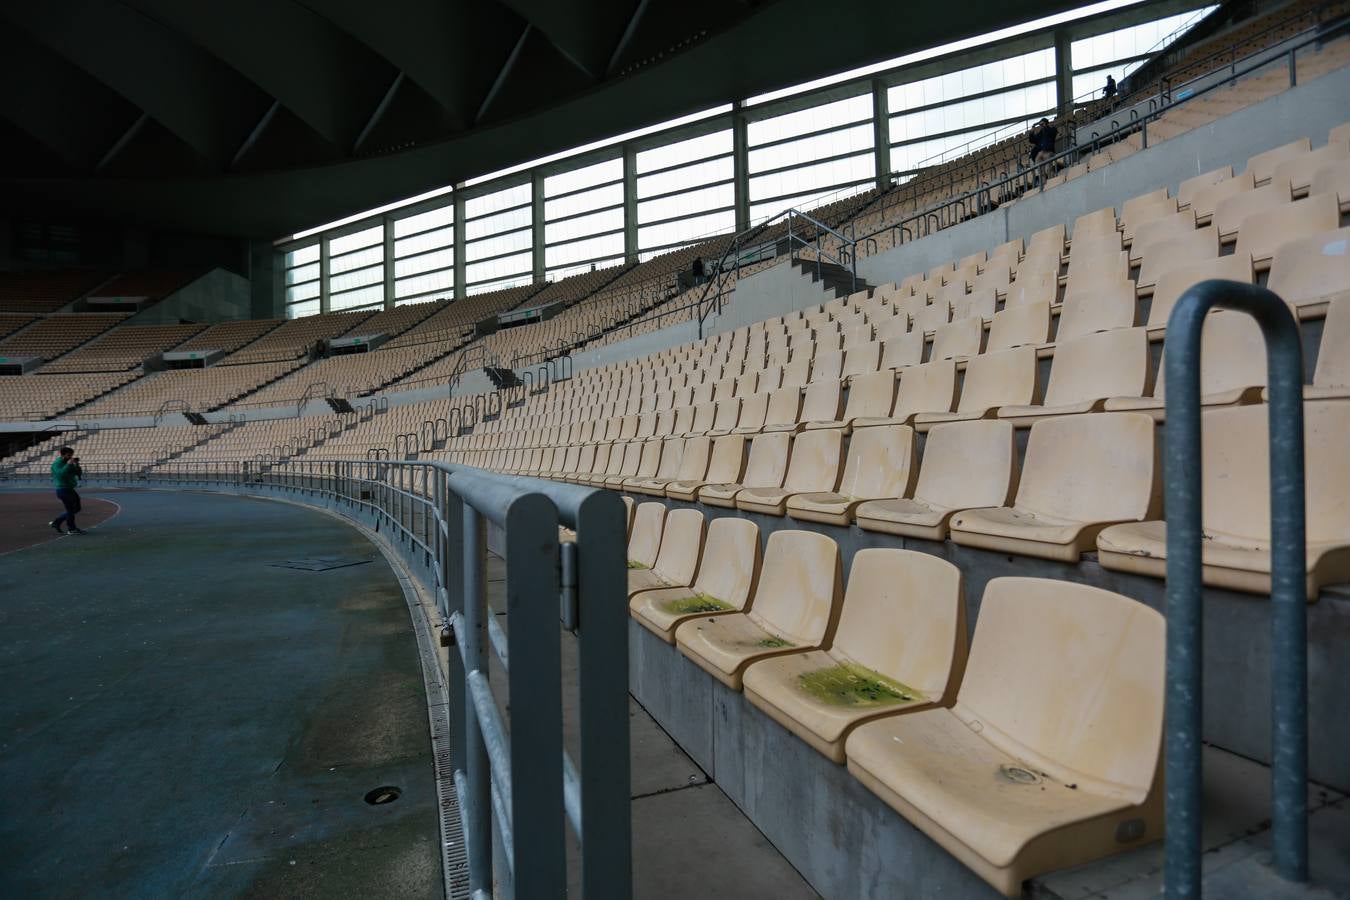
[637,183,735,224]
[464,182,531,218]
[636,155,734,199]
[545,207,624,244]
[328,225,382,256]
[748,122,873,174]
[750,183,871,222]
[329,244,382,275]
[286,281,320,303]
[466,251,532,285]
[636,129,734,173]
[544,182,624,221]
[544,157,622,197]
[395,269,455,298]
[545,233,626,269]
[638,210,736,251]
[328,261,383,293]
[464,229,532,261]
[285,245,320,267]
[394,227,453,258]
[888,48,1055,114]
[287,298,320,318]
[394,249,453,279]
[392,204,454,237]
[463,205,531,241]
[889,81,1055,143]
[747,93,872,147]
[285,262,319,285]
[749,151,874,202]
[1072,9,1215,71]
[890,117,1042,171]
[329,284,384,310]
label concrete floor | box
[0,489,440,899]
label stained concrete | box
[0,489,440,899]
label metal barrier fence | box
[48,457,632,900]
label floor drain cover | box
[269,556,374,572]
[365,785,402,805]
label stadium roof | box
[0,0,1083,238]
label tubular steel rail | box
[1162,280,1307,896]
[37,457,632,900]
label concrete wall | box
[128,268,253,325]
[854,64,1350,289]
[711,262,843,334]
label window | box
[746,94,872,147]
[283,243,322,317]
[544,157,622,197]
[746,94,875,214]
[635,128,736,254]
[636,130,733,173]
[286,298,319,318]
[463,182,534,289]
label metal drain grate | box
[268,555,374,571]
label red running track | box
[0,492,120,554]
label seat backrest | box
[955,346,1037,413]
[1044,326,1150,405]
[670,405,695,435]
[735,391,770,430]
[1148,254,1254,327]
[616,441,643,476]
[652,437,686,479]
[956,577,1164,798]
[1128,208,1195,262]
[1192,169,1256,221]
[952,287,996,322]
[874,313,910,344]
[1314,296,1349,388]
[690,518,762,611]
[1005,268,1058,308]
[836,424,917,500]
[688,402,717,434]
[628,502,667,568]
[781,356,811,387]
[652,508,706,585]
[764,386,803,426]
[810,348,844,383]
[742,431,792,488]
[1202,400,1349,543]
[1057,281,1136,341]
[746,530,843,648]
[842,342,881,378]
[1214,178,1291,238]
[1154,311,1276,397]
[1273,141,1349,193]
[1063,249,1128,304]
[1235,193,1340,267]
[987,300,1050,351]
[1310,158,1350,204]
[931,316,983,360]
[1267,225,1350,308]
[1120,188,1173,227]
[800,379,843,423]
[893,360,958,420]
[710,399,741,432]
[830,548,966,704]
[972,265,1011,294]
[674,436,711,480]
[1246,136,1310,184]
[1136,226,1220,291]
[914,419,1018,510]
[756,366,783,394]
[575,443,597,474]
[782,428,843,492]
[704,433,747,483]
[1025,223,1066,258]
[843,370,897,420]
[634,439,664,477]
[880,329,924,370]
[1072,206,1117,240]
[915,301,951,333]
[1178,165,1233,209]
[1015,412,1157,523]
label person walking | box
[49,446,86,535]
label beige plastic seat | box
[675,529,842,690]
[1213,178,1292,241]
[916,347,1038,428]
[787,424,918,525]
[744,549,966,763]
[1312,159,1350,212]
[1274,141,1349,196]
[1190,170,1255,226]
[704,398,743,436]
[914,301,951,334]
[1247,136,1310,185]
[1305,295,1350,400]
[1106,312,1273,419]
[699,431,791,508]
[1071,206,1118,240]
[1098,401,1350,596]
[845,577,1165,898]
[856,420,1018,540]
[1004,269,1057,308]
[627,501,666,570]
[604,440,647,488]
[930,316,983,361]
[628,507,706,596]
[1135,227,1219,293]
[1024,223,1065,260]
[949,412,1158,561]
[879,328,925,370]
[1266,225,1350,314]
[841,342,881,380]
[726,390,769,434]
[619,439,665,490]
[987,301,1050,351]
[1178,165,1232,210]
[810,348,844,383]
[1146,254,1254,334]
[757,386,803,433]
[951,288,996,323]
[736,428,843,516]
[627,437,693,495]
[630,518,762,643]
[1057,281,1137,340]
[762,379,842,432]
[1120,190,1176,246]
[861,359,959,426]
[1235,194,1340,272]
[1127,208,1195,264]
[803,369,896,433]
[1000,328,1151,426]
[665,433,747,502]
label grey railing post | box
[1163,279,1307,898]
[460,505,493,894]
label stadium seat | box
[665,433,747,502]
[630,518,762,643]
[1127,208,1195,264]
[743,549,966,763]
[627,437,694,495]
[1266,225,1350,313]
[880,327,925,370]
[1178,165,1234,213]
[1190,169,1254,225]
[804,369,896,432]
[1306,296,1349,400]
[786,424,918,525]
[1057,281,1137,340]
[1246,136,1310,185]
[986,301,1050,351]
[1312,159,1350,211]
[628,507,706,596]
[1235,194,1340,272]
[627,502,667,570]
[1146,254,1254,333]
[736,428,843,516]
[1274,141,1349,197]
[999,328,1151,426]
[856,420,1018,540]
[1213,177,1292,241]
[931,316,983,361]
[699,431,790,508]
[949,412,1158,561]
[845,577,1165,897]
[916,347,1038,427]
[674,529,842,690]
[1098,401,1350,595]
[1005,268,1058,308]
[764,379,842,432]
[1135,226,1220,293]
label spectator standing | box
[49,446,86,535]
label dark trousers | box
[54,488,81,530]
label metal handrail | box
[1162,280,1307,896]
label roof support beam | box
[232,99,280,169]
[606,0,651,76]
[476,25,531,124]
[96,113,148,173]
[354,72,405,154]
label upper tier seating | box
[0,270,109,314]
[40,323,206,373]
[0,314,128,361]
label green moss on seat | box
[797,662,920,708]
[663,594,734,615]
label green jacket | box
[51,457,82,490]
